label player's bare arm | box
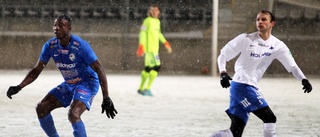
[19,60,46,88]
[90,60,117,119]
[6,60,46,99]
[90,60,108,97]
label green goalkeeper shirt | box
[139,16,167,54]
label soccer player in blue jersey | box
[210,10,312,137]
[6,14,117,137]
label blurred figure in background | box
[6,14,117,137]
[136,5,172,96]
[211,10,312,137]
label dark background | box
[0,0,319,76]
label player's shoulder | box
[244,32,259,39]
[44,37,58,49]
[143,17,151,22]
[71,34,90,46]
[231,32,255,42]
[47,37,57,44]
[270,35,286,46]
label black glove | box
[220,73,232,88]
[302,79,312,93]
[101,97,118,119]
[7,85,22,99]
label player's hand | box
[164,41,172,54]
[101,97,118,119]
[136,44,144,57]
[166,47,172,54]
[302,79,312,93]
[220,72,232,88]
[7,85,21,99]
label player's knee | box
[263,114,277,123]
[144,67,151,72]
[68,109,81,123]
[36,102,47,118]
[253,106,277,123]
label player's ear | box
[270,21,275,27]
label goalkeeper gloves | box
[220,72,232,88]
[101,97,118,119]
[136,44,144,57]
[164,41,172,54]
[7,85,21,99]
[302,79,312,93]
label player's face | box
[256,13,274,33]
[53,18,71,39]
[150,7,160,18]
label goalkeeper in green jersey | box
[136,5,172,96]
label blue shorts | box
[226,81,268,123]
[49,81,99,110]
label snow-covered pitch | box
[1,70,319,137]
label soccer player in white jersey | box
[210,10,312,137]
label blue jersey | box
[39,34,98,84]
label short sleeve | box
[80,41,98,65]
[39,42,51,63]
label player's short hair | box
[147,5,160,17]
[260,10,275,22]
[56,14,72,27]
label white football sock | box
[210,129,233,137]
[264,123,276,137]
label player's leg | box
[145,65,160,96]
[211,82,253,137]
[229,113,246,137]
[232,82,275,137]
[144,53,161,96]
[69,100,88,137]
[210,101,247,137]
[138,67,150,94]
[36,93,64,137]
[69,84,97,137]
[253,106,277,137]
[138,53,153,94]
[36,83,74,137]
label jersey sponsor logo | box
[60,69,79,78]
[56,62,76,69]
[57,49,69,54]
[61,49,69,54]
[250,52,271,58]
[258,43,269,47]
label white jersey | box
[218,32,305,87]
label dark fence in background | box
[0,0,319,76]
